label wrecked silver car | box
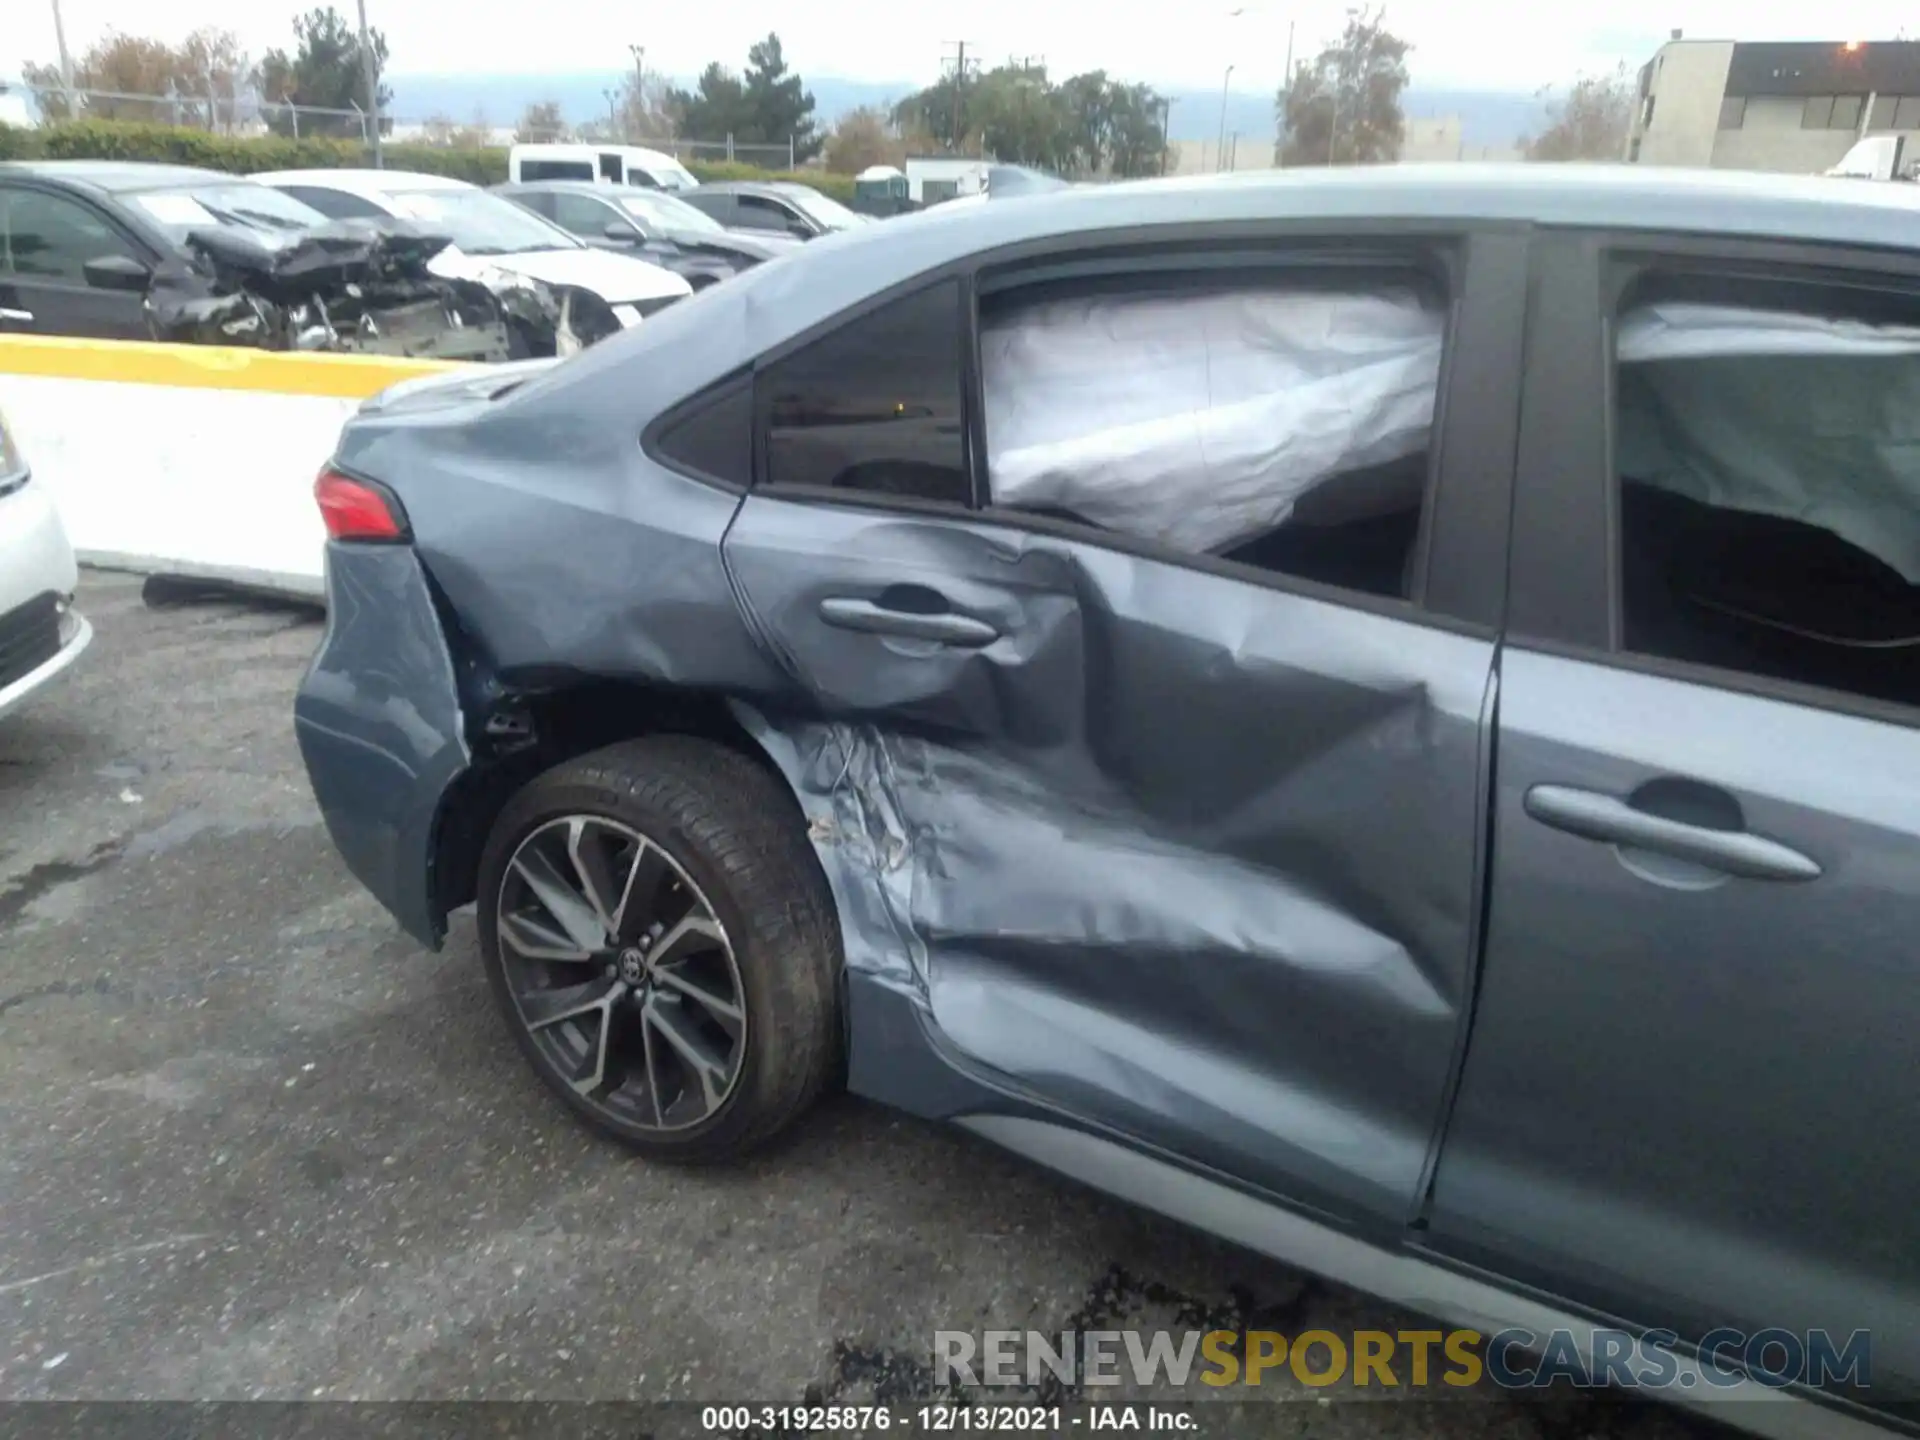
[295,167,1920,1438]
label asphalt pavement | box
[0,573,1712,1438]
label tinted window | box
[979,272,1444,601]
[1614,271,1920,711]
[0,188,139,282]
[759,280,967,503]
[652,372,752,486]
[550,192,623,236]
[733,194,798,232]
[520,160,594,182]
[275,185,389,220]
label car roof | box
[495,180,614,196]
[0,159,234,194]
[251,169,476,196]
[544,162,1920,421]
[696,181,786,199]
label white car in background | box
[0,409,90,721]
[251,169,693,351]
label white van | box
[508,143,700,193]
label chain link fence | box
[6,81,813,170]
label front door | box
[0,185,150,340]
[1427,232,1920,1403]
[720,228,1528,1227]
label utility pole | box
[1216,64,1235,171]
[939,41,972,153]
[1277,20,1294,165]
[1160,96,1177,175]
[49,0,77,116]
[355,0,384,167]
[629,44,646,139]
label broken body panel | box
[143,217,557,360]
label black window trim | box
[0,179,160,283]
[726,215,1526,636]
[1506,224,1920,733]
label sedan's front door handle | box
[0,308,32,323]
[1524,784,1821,882]
[818,596,999,648]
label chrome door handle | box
[0,308,33,323]
[818,596,999,648]
[1524,784,1821,882]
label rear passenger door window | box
[977,269,1445,601]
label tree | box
[742,33,820,161]
[893,63,1165,176]
[258,6,391,139]
[24,29,254,127]
[668,62,752,142]
[1278,6,1411,166]
[824,106,904,174]
[515,100,569,144]
[1103,82,1171,177]
[1524,64,1634,161]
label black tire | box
[476,735,842,1161]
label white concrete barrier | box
[0,337,464,601]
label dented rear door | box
[722,230,1527,1228]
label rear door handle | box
[1524,784,1821,883]
[818,596,999,648]
[0,308,32,323]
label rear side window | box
[756,279,968,504]
[978,269,1446,601]
[1613,269,1920,712]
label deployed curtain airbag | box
[979,287,1446,555]
[1617,302,1920,583]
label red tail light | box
[315,468,408,542]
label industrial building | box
[1625,34,1920,172]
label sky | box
[8,1,1918,106]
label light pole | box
[354,0,383,167]
[628,44,645,139]
[1216,64,1235,172]
[1160,96,1177,175]
[49,0,77,115]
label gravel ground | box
[0,572,1717,1439]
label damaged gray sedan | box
[297,166,1920,1438]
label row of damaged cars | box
[0,161,782,359]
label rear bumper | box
[294,543,471,948]
[0,607,92,722]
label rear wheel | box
[476,736,841,1160]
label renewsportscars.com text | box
[933,1327,1872,1391]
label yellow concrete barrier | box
[0,337,475,597]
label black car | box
[674,180,870,240]
[491,181,795,290]
[0,160,511,359]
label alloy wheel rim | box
[495,815,746,1132]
